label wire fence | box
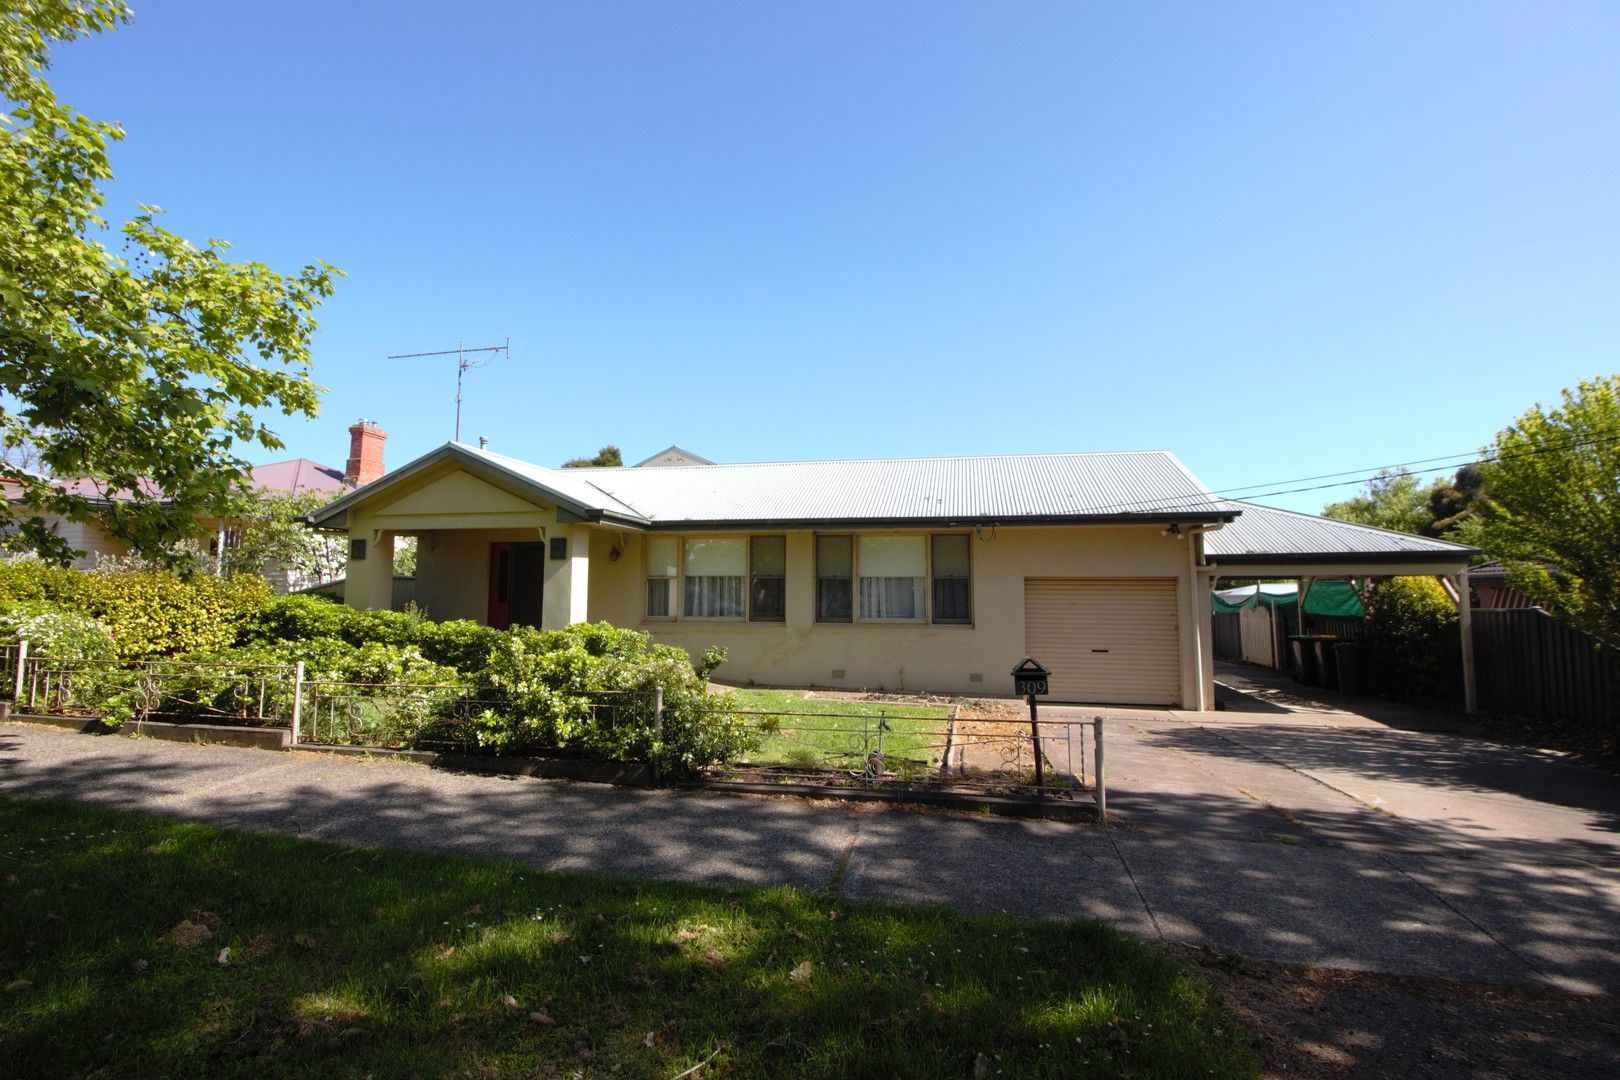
[699,705,1107,814]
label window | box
[749,536,786,621]
[645,537,678,618]
[683,537,746,617]
[816,535,853,622]
[931,534,972,623]
[858,536,926,619]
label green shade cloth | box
[1211,580,1365,618]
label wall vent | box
[830,669,845,680]
[968,673,983,683]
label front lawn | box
[0,796,1256,1078]
[727,688,952,773]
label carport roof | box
[1204,501,1476,572]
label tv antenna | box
[387,338,511,442]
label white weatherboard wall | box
[586,524,1203,705]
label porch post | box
[541,525,592,628]
[1451,570,1478,716]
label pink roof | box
[250,458,346,495]
[4,458,345,506]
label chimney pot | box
[345,420,387,487]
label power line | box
[1072,428,1620,518]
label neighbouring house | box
[309,443,1480,709]
[2,420,388,592]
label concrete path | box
[4,677,1619,994]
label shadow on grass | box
[0,793,1251,1078]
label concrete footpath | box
[3,696,1618,995]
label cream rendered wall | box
[583,525,1203,704]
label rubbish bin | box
[1288,636,1319,685]
[1334,642,1367,695]
[1312,637,1341,691]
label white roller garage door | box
[1024,578,1182,705]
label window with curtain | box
[749,535,786,621]
[816,535,853,622]
[858,536,925,620]
[683,537,745,617]
[645,536,678,618]
[931,534,972,623]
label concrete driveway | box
[2,669,1617,995]
[1041,662,1620,994]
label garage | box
[1024,578,1182,705]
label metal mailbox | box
[1011,657,1051,698]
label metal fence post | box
[12,640,27,702]
[650,686,664,787]
[290,661,305,747]
[1093,716,1107,824]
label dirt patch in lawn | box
[1180,947,1619,1079]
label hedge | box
[0,566,752,767]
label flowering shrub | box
[0,602,116,662]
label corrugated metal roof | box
[1204,501,1476,559]
[250,458,346,495]
[467,446,1231,525]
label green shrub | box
[0,562,273,659]
[1365,576,1461,704]
[343,607,424,648]
[417,619,505,672]
[456,623,760,767]
[240,593,355,645]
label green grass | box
[728,688,952,772]
[0,796,1256,1078]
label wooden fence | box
[1472,607,1620,729]
[1213,606,1366,670]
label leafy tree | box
[1322,469,1433,534]
[0,1,339,568]
[1425,463,1485,536]
[1475,376,1620,642]
[217,490,345,588]
[561,445,623,468]
[1323,464,1486,539]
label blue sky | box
[47,1,1620,512]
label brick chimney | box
[345,420,387,487]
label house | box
[308,443,1479,709]
[3,420,388,591]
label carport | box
[1200,501,1480,712]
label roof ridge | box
[572,449,1178,472]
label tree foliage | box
[217,489,347,589]
[1322,469,1433,534]
[0,1,339,567]
[1322,465,1484,539]
[1475,376,1620,642]
[561,445,623,468]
